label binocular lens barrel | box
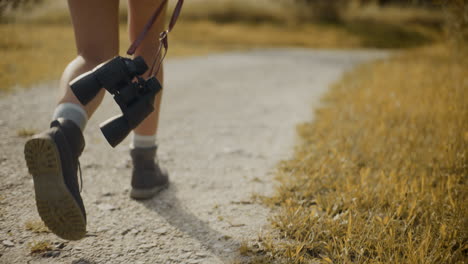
[99,98,155,147]
[70,56,149,106]
[70,73,102,105]
[118,83,138,105]
[99,115,132,148]
[128,56,148,76]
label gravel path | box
[0,49,386,264]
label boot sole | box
[24,137,86,240]
[130,182,169,200]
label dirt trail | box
[0,49,386,263]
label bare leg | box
[24,0,120,240]
[128,0,166,136]
[58,0,120,118]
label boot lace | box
[78,160,83,193]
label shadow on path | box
[138,185,239,262]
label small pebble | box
[42,250,60,258]
[139,243,157,249]
[195,252,207,258]
[72,258,92,264]
[56,242,67,249]
[2,240,14,247]
[97,203,118,211]
[154,228,168,235]
[129,229,140,235]
[97,226,110,233]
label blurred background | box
[0,0,450,92]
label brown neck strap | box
[126,0,184,76]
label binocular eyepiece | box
[70,56,161,147]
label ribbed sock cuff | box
[52,103,88,131]
[130,133,157,149]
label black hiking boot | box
[130,146,169,200]
[24,118,86,240]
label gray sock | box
[130,133,156,149]
[52,103,88,131]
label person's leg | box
[54,0,120,129]
[127,0,168,199]
[128,0,165,138]
[24,0,119,240]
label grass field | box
[0,1,442,92]
[0,21,351,92]
[240,44,467,263]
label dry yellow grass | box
[24,219,50,233]
[0,16,373,93]
[0,1,442,92]
[1,23,75,92]
[28,240,52,254]
[244,45,467,263]
[16,128,38,138]
[444,0,468,60]
[0,20,362,92]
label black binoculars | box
[70,56,161,147]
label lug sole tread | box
[24,137,86,240]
